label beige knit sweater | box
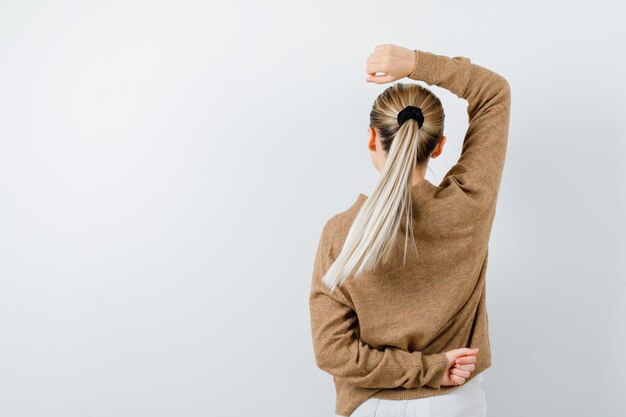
[309,49,511,417]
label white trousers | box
[337,371,486,417]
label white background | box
[1,1,624,416]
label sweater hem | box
[334,361,491,417]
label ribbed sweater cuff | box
[419,351,449,389]
[408,49,472,96]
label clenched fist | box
[441,347,480,386]
[365,44,416,84]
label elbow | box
[502,78,511,98]
[498,75,511,99]
[314,349,352,378]
[314,353,325,371]
[313,349,331,372]
[489,73,511,107]
[314,351,339,374]
[485,67,510,97]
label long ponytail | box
[322,82,444,292]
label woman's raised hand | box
[365,44,416,84]
[440,348,480,386]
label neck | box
[409,166,427,188]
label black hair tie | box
[397,106,424,129]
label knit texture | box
[309,49,511,417]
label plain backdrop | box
[1,1,624,416]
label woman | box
[309,45,511,417]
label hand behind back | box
[441,347,480,386]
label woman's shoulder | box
[321,194,367,246]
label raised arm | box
[309,222,449,389]
[408,49,511,203]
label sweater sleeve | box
[408,49,511,203]
[309,223,449,389]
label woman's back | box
[310,48,511,417]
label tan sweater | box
[309,49,511,417]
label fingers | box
[451,354,477,384]
[456,354,478,365]
[365,55,386,74]
[453,362,476,372]
[448,347,479,360]
[459,347,479,356]
[442,347,481,387]
[449,374,467,386]
[365,53,394,84]
[366,74,394,84]
[450,366,472,379]
[365,60,391,84]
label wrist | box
[410,50,419,77]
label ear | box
[432,135,446,158]
[367,127,377,152]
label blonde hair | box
[323,82,445,292]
